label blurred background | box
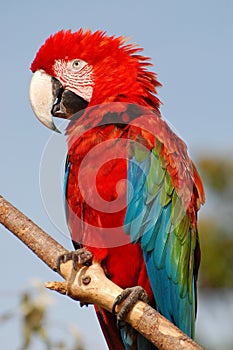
[1,1,233,349]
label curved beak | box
[29,70,61,133]
[29,70,89,133]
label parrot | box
[29,29,205,350]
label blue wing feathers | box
[125,156,150,242]
[140,196,163,251]
[120,325,155,350]
[124,148,196,340]
[153,205,172,269]
[63,156,71,216]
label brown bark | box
[0,195,204,350]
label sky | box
[0,1,233,349]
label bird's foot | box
[112,286,149,328]
[57,247,93,272]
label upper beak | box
[29,69,89,133]
[29,70,61,133]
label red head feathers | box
[31,29,161,109]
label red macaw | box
[29,29,205,350]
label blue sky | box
[1,1,233,349]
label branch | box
[0,195,204,350]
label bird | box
[29,29,205,350]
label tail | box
[95,306,157,349]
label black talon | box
[57,248,93,272]
[112,286,149,328]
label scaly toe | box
[57,248,93,272]
[112,286,149,328]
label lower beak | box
[51,89,89,119]
[29,70,88,132]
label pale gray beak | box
[29,69,88,132]
[29,70,61,133]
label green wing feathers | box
[125,114,204,337]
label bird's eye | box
[71,59,86,71]
[72,60,80,69]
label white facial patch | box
[53,59,94,102]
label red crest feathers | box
[31,29,161,109]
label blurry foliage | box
[199,220,233,288]
[198,157,233,195]
[20,291,50,349]
[0,287,85,350]
[197,156,233,288]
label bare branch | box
[0,195,204,350]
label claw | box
[57,248,93,272]
[112,286,149,328]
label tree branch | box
[0,195,204,350]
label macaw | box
[29,29,205,350]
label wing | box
[124,112,204,338]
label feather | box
[124,113,204,339]
[31,27,205,349]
